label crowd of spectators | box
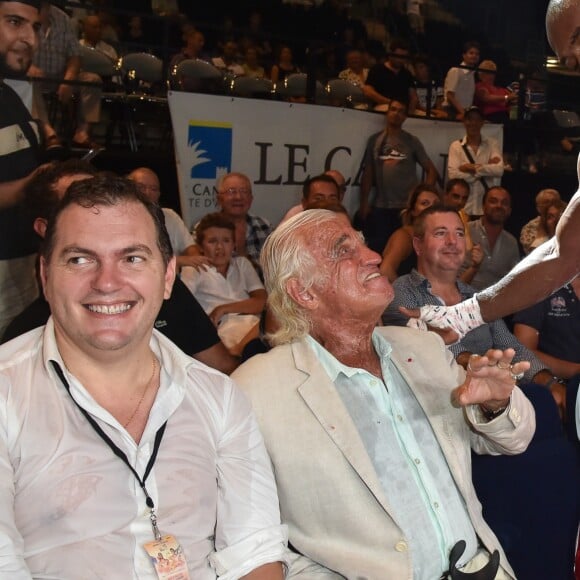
[1,1,580,578]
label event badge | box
[144,535,190,580]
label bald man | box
[546,0,580,71]
[409,0,580,342]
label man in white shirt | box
[442,41,480,119]
[447,105,504,217]
[0,174,288,578]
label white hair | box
[261,210,338,346]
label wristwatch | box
[480,404,507,421]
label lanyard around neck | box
[50,359,167,539]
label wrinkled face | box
[200,226,234,269]
[217,175,253,218]
[41,202,175,357]
[444,184,470,210]
[463,47,480,66]
[301,217,394,323]
[304,179,340,207]
[411,190,440,218]
[0,2,40,77]
[415,212,466,273]
[546,3,580,71]
[483,188,511,225]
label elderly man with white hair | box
[232,209,534,579]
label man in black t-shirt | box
[0,0,43,337]
[363,37,414,109]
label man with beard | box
[462,187,520,291]
[0,0,43,338]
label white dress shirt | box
[447,136,504,216]
[162,207,195,255]
[0,319,288,579]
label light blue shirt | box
[307,331,478,579]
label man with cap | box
[447,105,504,218]
[0,0,43,338]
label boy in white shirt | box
[181,213,266,353]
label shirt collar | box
[305,330,393,381]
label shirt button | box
[434,502,439,509]
[414,458,421,465]
[397,415,403,422]
[395,541,408,552]
[370,379,377,386]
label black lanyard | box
[50,359,167,540]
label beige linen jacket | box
[232,326,535,580]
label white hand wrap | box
[414,295,484,339]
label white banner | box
[168,91,502,229]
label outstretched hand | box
[452,348,530,410]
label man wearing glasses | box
[190,172,272,275]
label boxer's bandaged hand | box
[417,296,484,339]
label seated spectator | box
[190,172,273,275]
[270,45,300,84]
[241,45,265,79]
[447,105,504,217]
[127,167,200,271]
[212,40,245,76]
[514,275,580,381]
[363,37,414,109]
[181,213,267,354]
[528,198,567,254]
[519,188,562,254]
[474,60,518,124]
[409,55,446,118]
[2,160,239,375]
[338,48,369,85]
[383,205,565,411]
[442,41,480,119]
[461,187,521,291]
[279,172,342,224]
[379,183,440,281]
[168,27,206,75]
[232,208,534,579]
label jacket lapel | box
[292,340,393,515]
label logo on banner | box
[187,120,232,179]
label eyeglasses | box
[221,187,251,197]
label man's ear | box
[39,255,48,296]
[34,217,48,238]
[286,278,319,311]
[412,236,422,257]
[164,256,177,300]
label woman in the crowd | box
[379,183,440,281]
